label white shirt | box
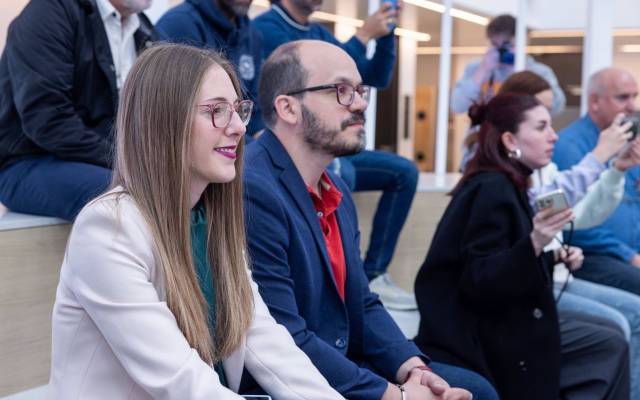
[95,0,140,90]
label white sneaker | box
[369,273,418,311]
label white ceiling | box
[453,0,640,30]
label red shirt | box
[307,173,347,301]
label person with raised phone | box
[451,14,565,117]
[498,72,640,400]
[553,67,640,298]
[414,92,630,400]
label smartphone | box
[497,42,515,65]
[241,396,272,400]
[621,115,640,141]
[384,0,398,29]
[535,189,569,212]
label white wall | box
[0,0,28,51]
[453,0,640,30]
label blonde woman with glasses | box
[49,43,344,400]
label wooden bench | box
[0,213,69,397]
[0,173,457,398]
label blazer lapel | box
[517,187,534,220]
[259,132,336,286]
[134,13,157,54]
[333,193,362,319]
[85,1,118,107]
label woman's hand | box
[530,208,574,255]
[557,246,584,271]
[592,113,633,163]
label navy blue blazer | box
[243,131,424,400]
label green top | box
[190,202,228,388]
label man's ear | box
[274,95,299,125]
[501,131,518,152]
[589,93,600,113]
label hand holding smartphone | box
[621,115,640,142]
[384,0,398,29]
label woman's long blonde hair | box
[111,43,253,364]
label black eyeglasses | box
[198,100,254,128]
[286,83,371,106]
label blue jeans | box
[574,253,640,296]
[430,361,499,400]
[336,150,418,279]
[557,278,640,400]
[0,156,111,220]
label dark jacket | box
[0,0,156,170]
[156,0,264,135]
[414,171,560,400]
[243,131,425,400]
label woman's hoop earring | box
[508,148,522,159]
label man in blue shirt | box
[254,0,420,311]
[553,67,640,295]
[156,0,265,135]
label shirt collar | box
[95,0,140,28]
[272,4,311,32]
[95,0,119,22]
[307,172,343,216]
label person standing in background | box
[451,14,565,116]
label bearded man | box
[242,40,499,400]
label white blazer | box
[49,191,344,400]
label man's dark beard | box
[301,105,365,157]
[218,0,249,18]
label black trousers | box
[559,310,630,400]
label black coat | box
[0,0,157,169]
[414,171,560,400]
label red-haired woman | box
[414,93,630,400]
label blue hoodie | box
[157,0,264,135]
[253,3,396,89]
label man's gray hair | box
[587,69,609,97]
